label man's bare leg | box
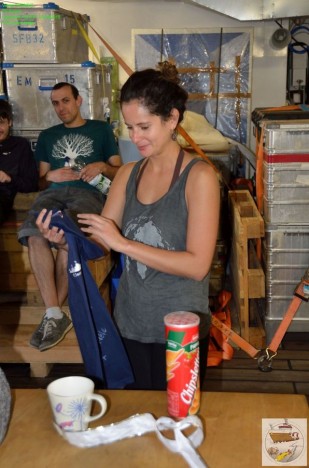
[28,235,72,350]
[28,235,59,308]
[55,247,69,307]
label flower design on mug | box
[67,398,88,430]
[55,403,63,413]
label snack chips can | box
[164,311,200,418]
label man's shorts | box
[18,186,105,246]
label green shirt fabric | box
[35,120,118,190]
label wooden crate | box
[229,190,265,348]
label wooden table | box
[0,390,308,467]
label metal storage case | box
[3,62,111,130]
[263,225,309,269]
[251,107,309,128]
[263,160,309,185]
[264,181,309,203]
[263,120,309,154]
[0,3,89,63]
[263,223,309,342]
[263,160,309,222]
[263,197,309,224]
[265,301,309,344]
[259,117,309,343]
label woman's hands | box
[36,209,68,250]
[77,213,126,253]
[35,209,127,254]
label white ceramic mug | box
[47,376,107,432]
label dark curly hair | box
[0,100,12,121]
[120,62,188,124]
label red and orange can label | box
[164,311,200,418]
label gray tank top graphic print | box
[114,157,211,344]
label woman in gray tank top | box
[38,62,220,390]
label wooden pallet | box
[0,324,82,378]
[0,193,114,377]
[228,190,265,348]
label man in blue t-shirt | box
[18,82,121,352]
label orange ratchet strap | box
[210,306,259,361]
[263,269,309,361]
[210,269,309,372]
[207,290,234,367]
[257,105,304,112]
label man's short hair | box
[52,82,79,99]
[0,100,13,121]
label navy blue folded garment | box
[48,210,134,388]
[110,253,124,307]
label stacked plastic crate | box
[261,120,309,343]
[0,3,115,148]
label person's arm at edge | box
[38,161,51,191]
[97,154,122,181]
[99,120,122,180]
[9,140,38,192]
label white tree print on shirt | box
[52,134,94,165]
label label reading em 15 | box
[16,75,76,86]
